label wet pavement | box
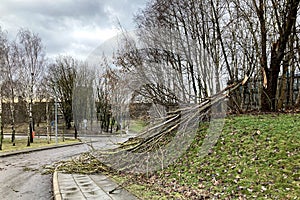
[0,134,138,200]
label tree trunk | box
[0,96,3,151]
[261,56,281,111]
[74,125,78,139]
[29,71,34,144]
[259,0,299,111]
[63,125,65,142]
[27,101,33,146]
[46,102,50,144]
[289,64,295,107]
[295,82,300,107]
[10,100,16,146]
[29,102,34,143]
[277,64,288,110]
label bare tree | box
[17,29,45,145]
[1,41,21,146]
[0,26,7,150]
[48,55,77,130]
[0,30,24,146]
[117,0,224,110]
[231,0,300,111]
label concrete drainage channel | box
[53,169,138,200]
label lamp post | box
[55,83,58,145]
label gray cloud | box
[0,0,148,60]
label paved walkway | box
[53,172,138,200]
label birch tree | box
[0,29,23,146]
[0,27,7,150]
[17,29,45,145]
[1,41,21,146]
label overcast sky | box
[0,0,148,60]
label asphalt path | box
[0,134,135,200]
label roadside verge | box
[0,141,83,157]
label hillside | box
[119,114,300,199]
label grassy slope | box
[122,114,300,199]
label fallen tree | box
[51,77,249,194]
[92,76,249,174]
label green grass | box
[3,122,76,136]
[0,137,79,153]
[111,175,167,199]
[119,114,300,199]
[1,121,79,152]
[128,120,148,133]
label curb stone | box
[0,141,83,157]
[53,170,62,200]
